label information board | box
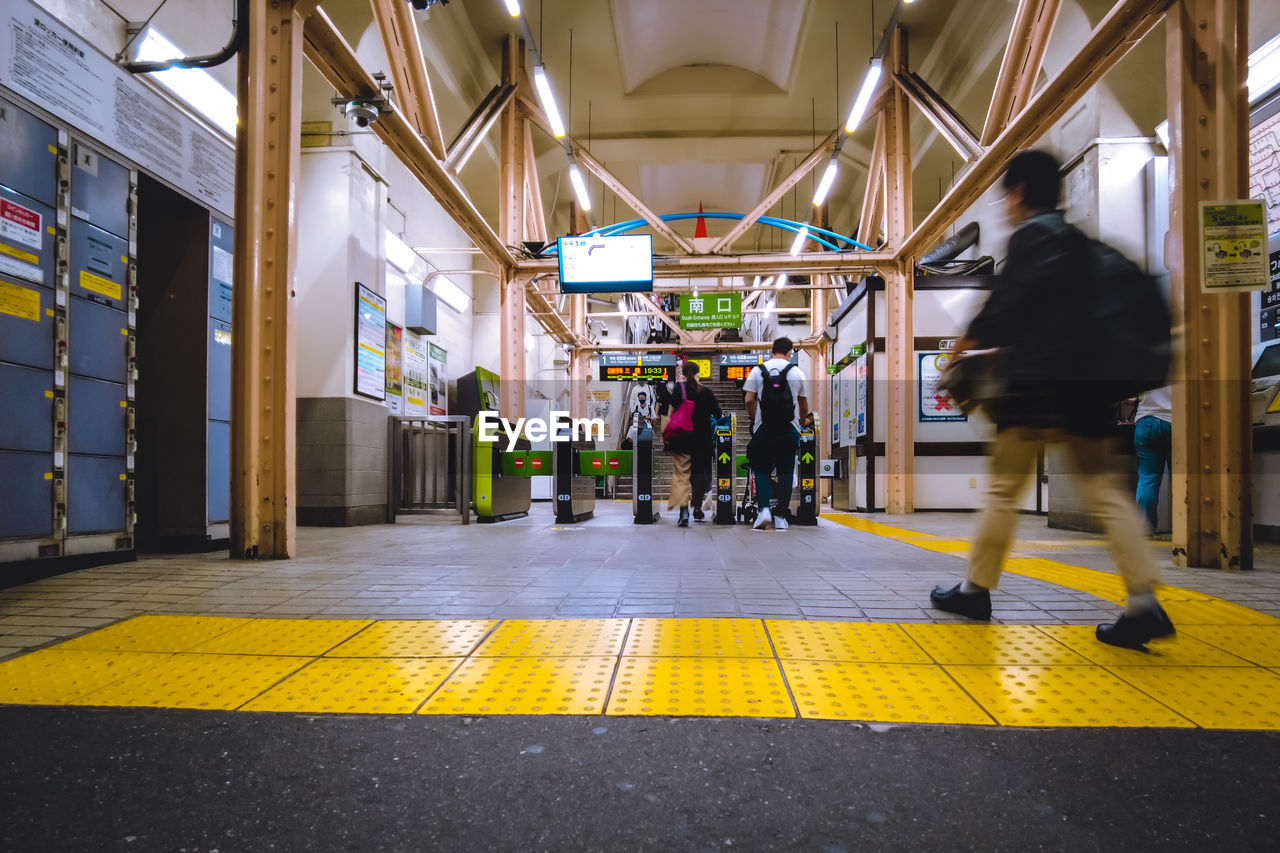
[385,322,403,414]
[598,352,675,381]
[403,330,427,416]
[680,293,742,330]
[428,343,448,416]
[918,352,965,422]
[718,351,798,381]
[354,283,386,401]
[558,235,653,292]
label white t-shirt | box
[743,357,807,431]
[1135,386,1172,424]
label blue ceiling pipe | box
[543,212,874,254]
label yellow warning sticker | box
[802,478,815,489]
[119,474,127,481]
[44,472,53,480]
[0,279,41,321]
[80,270,121,301]
[718,478,731,488]
[119,401,127,408]
[47,144,57,154]
[0,242,38,265]
[44,390,54,399]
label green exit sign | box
[679,293,742,330]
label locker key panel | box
[0,99,59,208]
[69,141,131,240]
[0,451,53,538]
[0,363,54,453]
[68,297,127,383]
[208,419,230,524]
[0,186,57,289]
[0,276,54,369]
[67,454,126,534]
[208,319,232,421]
[68,375,127,456]
[69,219,128,310]
[209,218,233,323]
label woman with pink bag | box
[662,360,722,527]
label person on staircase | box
[663,360,722,526]
[743,337,808,531]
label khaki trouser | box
[668,452,692,509]
[968,427,1159,596]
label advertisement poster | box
[1199,201,1269,291]
[403,330,427,417]
[918,352,965,422]
[385,323,403,414]
[854,356,868,438]
[839,368,859,448]
[428,343,448,416]
[354,283,386,400]
[830,375,841,446]
[588,390,612,437]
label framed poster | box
[403,330,427,417]
[428,343,448,416]
[918,352,965,422]
[354,282,386,400]
[854,356,868,438]
[385,322,403,414]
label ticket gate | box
[713,416,736,524]
[552,443,633,523]
[795,425,820,526]
[473,432,532,523]
[633,426,659,524]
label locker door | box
[69,219,129,310]
[67,375,127,456]
[0,186,57,289]
[0,277,54,369]
[0,452,53,538]
[67,455,126,534]
[0,363,53,453]
[0,99,58,207]
[68,298,127,383]
[69,141,131,240]
[209,218,233,323]
[208,319,232,421]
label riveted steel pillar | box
[499,35,526,419]
[230,0,302,558]
[1167,0,1252,569]
[884,27,914,515]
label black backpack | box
[757,363,796,428]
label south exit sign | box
[679,293,742,330]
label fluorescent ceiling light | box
[431,274,471,312]
[385,229,418,274]
[1249,33,1280,103]
[525,332,536,352]
[790,226,809,255]
[503,0,521,16]
[845,58,883,132]
[533,66,566,137]
[569,163,592,211]
[812,157,839,206]
[137,28,237,137]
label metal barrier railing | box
[389,416,471,523]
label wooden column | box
[1167,0,1253,569]
[499,36,526,419]
[230,0,304,558]
[883,27,914,515]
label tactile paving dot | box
[326,619,497,657]
[944,665,1194,728]
[1002,557,1126,603]
[1160,600,1279,626]
[606,657,793,717]
[474,619,628,657]
[781,660,992,724]
[1106,666,1280,730]
[623,618,773,658]
[52,615,252,653]
[0,650,172,705]
[1181,625,1280,667]
[766,621,931,663]
[242,657,461,715]
[1037,625,1250,667]
[419,656,616,715]
[903,624,1092,666]
[78,653,308,710]
[186,618,373,656]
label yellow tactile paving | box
[903,624,1093,666]
[1037,625,1250,667]
[0,650,172,705]
[420,656,616,715]
[781,660,993,725]
[1107,667,1280,730]
[243,657,461,715]
[765,621,932,663]
[186,618,373,656]
[473,618,629,657]
[52,615,252,653]
[944,665,1195,728]
[79,653,307,710]
[1001,557,1127,603]
[912,540,971,554]
[1181,625,1280,666]
[607,656,793,717]
[623,618,773,658]
[325,619,497,657]
[1160,600,1280,626]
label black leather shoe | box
[1096,604,1176,649]
[929,583,992,620]
[692,508,705,521]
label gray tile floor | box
[2,500,1277,660]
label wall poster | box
[854,355,868,438]
[354,282,386,401]
[428,343,447,416]
[385,322,403,414]
[918,352,965,422]
[403,329,427,417]
[1199,201,1269,291]
[588,389,611,437]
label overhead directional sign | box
[680,293,742,330]
[598,352,677,381]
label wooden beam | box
[445,83,516,173]
[1167,0,1252,569]
[857,115,887,248]
[303,10,514,269]
[884,27,914,515]
[898,0,1169,261]
[982,0,1063,146]
[368,0,446,160]
[709,130,839,254]
[893,71,982,161]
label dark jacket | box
[664,380,722,456]
[965,211,1113,437]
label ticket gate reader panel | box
[632,427,659,524]
[554,442,596,523]
[795,426,819,525]
[713,417,736,524]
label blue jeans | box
[1134,416,1171,531]
[751,426,799,518]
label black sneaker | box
[929,583,992,621]
[677,507,690,528]
[1096,604,1176,649]
[692,508,705,521]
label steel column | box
[884,28,914,515]
[1166,0,1252,569]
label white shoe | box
[752,508,772,530]
[773,515,789,531]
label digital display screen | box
[599,365,671,381]
[721,365,754,381]
[558,235,654,293]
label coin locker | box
[0,452,53,539]
[0,99,58,207]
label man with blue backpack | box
[743,337,808,531]
[930,149,1175,650]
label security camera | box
[344,100,380,128]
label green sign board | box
[679,292,742,330]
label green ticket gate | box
[472,433,531,523]
[795,426,819,526]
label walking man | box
[1134,386,1172,534]
[743,337,808,531]
[929,149,1174,649]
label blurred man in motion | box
[928,149,1174,650]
